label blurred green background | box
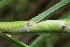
[0,0,70,47]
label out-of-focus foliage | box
[59,11,70,19]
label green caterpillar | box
[0,20,70,34]
[0,21,30,32]
[29,20,70,33]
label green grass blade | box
[29,0,70,23]
[0,34,29,47]
[0,0,12,8]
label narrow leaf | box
[30,0,70,23]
